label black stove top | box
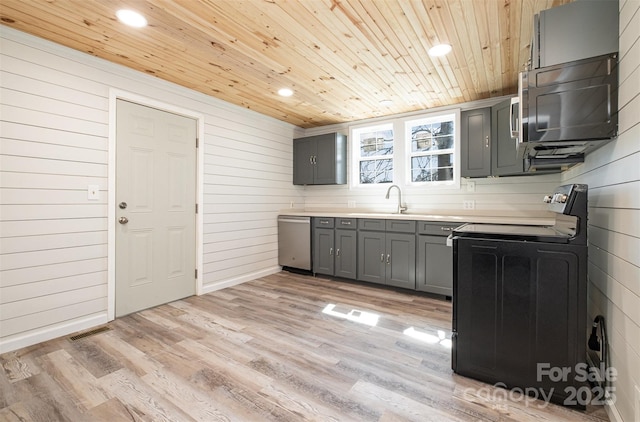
[452,184,588,245]
[453,223,572,243]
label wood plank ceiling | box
[0,0,571,128]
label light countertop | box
[278,209,556,226]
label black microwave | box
[510,53,618,163]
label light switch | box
[87,185,100,200]
[467,181,476,192]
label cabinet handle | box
[380,253,385,262]
[329,247,333,256]
[312,155,317,165]
[336,248,340,257]
[320,220,329,224]
[309,155,314,165]
[386,254,391,264]
[441,227,452,231]
[485,136,489,148]
[341,220,352,225]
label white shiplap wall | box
[0,26,304,353]
[562,1,640,421]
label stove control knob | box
[543,195,553,203]
[550,193,568,203]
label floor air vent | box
[69,326,111,341]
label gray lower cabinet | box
[313,216,459,296]
[313,217,356,279]
[357,219,416,289]
[314,226,334,275]
[416,222,459,297]
[334,229,357,279]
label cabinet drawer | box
[336,218,356,229]
[358,219,385,231]
[314,217,334,228]
[417,221,461,236]
[386,220,416,233]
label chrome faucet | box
[385,184,407,214]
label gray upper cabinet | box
[460,108,491,178]
[531,0,618,70]
[491,99,523,176]
[461,99,526,178]
[293,132,347,185]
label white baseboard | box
[1,267,283,354]
[200,266,282,295]
[0,314,109,354]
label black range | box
[451,184,589,408]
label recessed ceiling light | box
[428,43,452,57]
[116,9,147,28]
[379,99,393,107]
[278,88,294,97]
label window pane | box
[411,120,454,152]
[411,154,453,182]
[360,159,393,184]
[360,129,393,157]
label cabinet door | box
[454,237,586,400]
[313,228,334,275]
[313,134,336,184]
[293,137,315,185]
[335,229,357,279]
[491,99,524,176]
[416,235,452,296]
[357,231,385,284]
[453,238,500,378]
[385,233,416,289]
[293,133,347,185]
[461,108,491,178]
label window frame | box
[404,112,458,187]
[349,122,395,188]
[349,109,461,191]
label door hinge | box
[195,269,198,279]
[196,137,199,148]
[195,203,198,214]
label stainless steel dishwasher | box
[277,216,311,271]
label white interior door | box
[115,99,197,317]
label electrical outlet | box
[463,200,475,210]
[348,200,356,208]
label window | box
[350,110,459,189]
[352,123,394,184]
[406,114,455,185]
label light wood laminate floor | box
[1,272,609,421]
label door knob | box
[119,216,129,224]
[119,202,128,209]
